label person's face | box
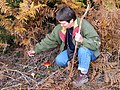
[59,19,74,29]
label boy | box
[28,6,101,87]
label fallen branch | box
[1,83,21,90]
[2,69,38,88]
[38,70,59,89]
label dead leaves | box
[62,0,85,9]
[16,1,46,22]
[20,39,30,46]
[0,0,11,14]
[0,71,5,80]
[0,43,9,47]
[90,52,120,88]
[104,69,120,85]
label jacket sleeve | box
[34,25,62,53]
[80,19,101,50]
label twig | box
[118,46,120,68]
[1,83,21,90]
[15,63,35,70]
[0,61,7,66]
[60,77,71,89]
[4,76,23,86]
[69,4,90,77]
[3,69,38,88]
[2,41,9,54]
[54,67,68,79]
[38,70,59,88]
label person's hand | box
[75,33,83,43]
[27,50,35,57]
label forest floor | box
[0,47,119,90]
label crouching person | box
[28,6,101,87]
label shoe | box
[72,74,88,87]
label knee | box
[55,56,67,67]
[78,47,89,54]
[55,56,61,65]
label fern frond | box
[20,39,30,46]
[104,69,120,85]
[62,0,85,9]
[0,0,11,14]
[16,1,46,22]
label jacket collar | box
[59,19,79,42]
[61,19,79,34]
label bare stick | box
[69,4,90,77]
[118,46,120,68]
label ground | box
[0,47,119,90]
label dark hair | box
[56,6,76,22]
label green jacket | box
[34,18,101,57]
